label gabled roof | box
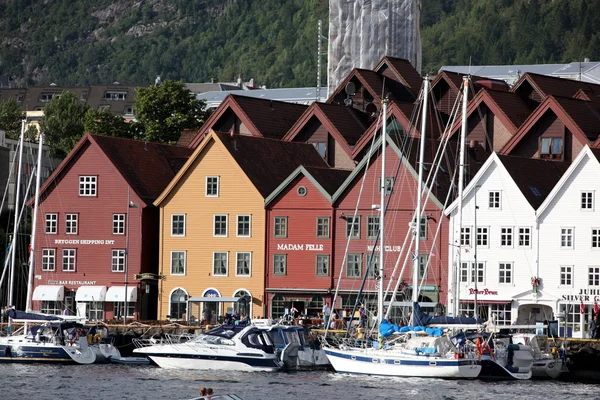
[187,94,308,148]
[446,89,533,138]
[155,131,328,205]
[33,134,193,206]
[511,72,600,100]
[265,165,352,205]
[327,68,395,105]
[536,145,599,216]
[501,95,600,154]
[374,56,423,95]
[176,129,198,147]
[283,102,371,150]
[431,71,492,93]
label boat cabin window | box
[241,330,275,354]
[267,330,286,347]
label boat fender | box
[87,335,93,345]
[506,343,521,351]
[94,334,102,343]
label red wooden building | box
[29,134,191,320]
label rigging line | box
[327,108,382,336]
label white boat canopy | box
[32,285,64,301]
[105,286,137,302]
[75,285,107,302]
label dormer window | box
[40,92,60,102]
[311,142,327,158]
[103,91,127,101]
[540,137,563,159]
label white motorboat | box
[512,333,565,379]
[133,325,283,371]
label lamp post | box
[125,187,138,321]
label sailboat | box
[0,127,95,364]
[321,80,481,378]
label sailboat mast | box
[412,78,429,313]
[378,99,387,326]
[453,77,469,317]
[25,133,44,313]
[8,120,26,308]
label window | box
[316,217,330,238]
[124,106,134,116]
[113,214,125,234]
[237,215,251,237]
[488,191,501,209]
[593,229,600,248]
[103,91,127,100]
[367,253,379,278]
[418,254,428,279]
[500,227,513,247]
[589,267,600,286]
[65,214,78,235]
[170,251,186,275]
[540,137,563,159]
[114,302,134,319]
[297,186,307,196]
[367,215,379,239]
[206,176,219,197]
[274,217,287,238]
[236,252,251,276]
[582,192,594,210]
[79,176,97,196]
[477,227,489,247]
[518,227,531,247]
[45,213,58,234]
[460,227,471,246]
[460,262,469,283]
[171,214,186,236]
[213,252,228,276]
[378,176,395,194]
[471,262,485,284]
[560,265,573,286]
[346,216,360,239]
[316,254,329,276]
[273,254,287,276]
[41,301,61,315]
[88,302,104,321]
[170,288,188,319]
[111,250,125,272]
[561,228,574,249]
[42,249,56,271]
[311,142,326,158]
[271,294,286,319]
[62,249,76,272]
[347,253,362,278]
[418,216,427,240]
[214,215,228,237]
[499,262,512,284]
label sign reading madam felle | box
[276,243,324,251]
[562,288,600,302]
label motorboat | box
[255,321,330,370]
[133,325,283,371]
[83,324,121,363]
[187,395,244,400]
[512,333,565,379]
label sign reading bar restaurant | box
[48,280,97,285]
[276,243,324,251]
[54,239,115,245]
[468,288,499,295]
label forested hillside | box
[1,0,599,88]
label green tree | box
[0,99,26,139]
[134,80,209,143]
[39,91,89,157]
[84,108,133,138]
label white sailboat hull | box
[147,355,280,372]
[323,347,481,378]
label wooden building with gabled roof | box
[185,94,308,148]
[510,72,600,108]
[30,134,192,321]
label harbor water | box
[2,364,599,400]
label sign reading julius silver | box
[54,239,115,245]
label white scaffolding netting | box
[327,0,422,96]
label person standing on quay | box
[322,302,331,328]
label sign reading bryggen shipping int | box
[54,239,116,245]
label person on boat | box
[359,304,367,328]
[199,387,207,397]
[206,388,214,399]
[290,304,299,319]
[322,302,331,328]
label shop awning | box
[105,286,137,302]
[32,285,64,301]
[188,296,248,303]
[75,286,107,302]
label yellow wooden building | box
[154,130,327,322]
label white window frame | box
[237,215,251,238]
[236,252,251,277]
[42,248,56,271]
[500,227,513,247]
[206,176,219,197]
[460,262,469,283]
[593,228,600,249]
[581,191,594,210]
[111,249,125,272]
[213,252,228,276]
[488,191,501,209]
[560,265,573,286]
[589,266,600,286]
[213,214,228,237]
[561,227,574,249]
[170,251,187,276]
[65,213,78,235]
[45,213,58,234]
[113,214,125,235]
[499,262,513,284]
[469,262,485,284]
[518,227,531,247]
[476,226,489,248]
[460,226,471,247]
[79,176,97,196]
[171,214,186,237]
[62,249,76,272]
